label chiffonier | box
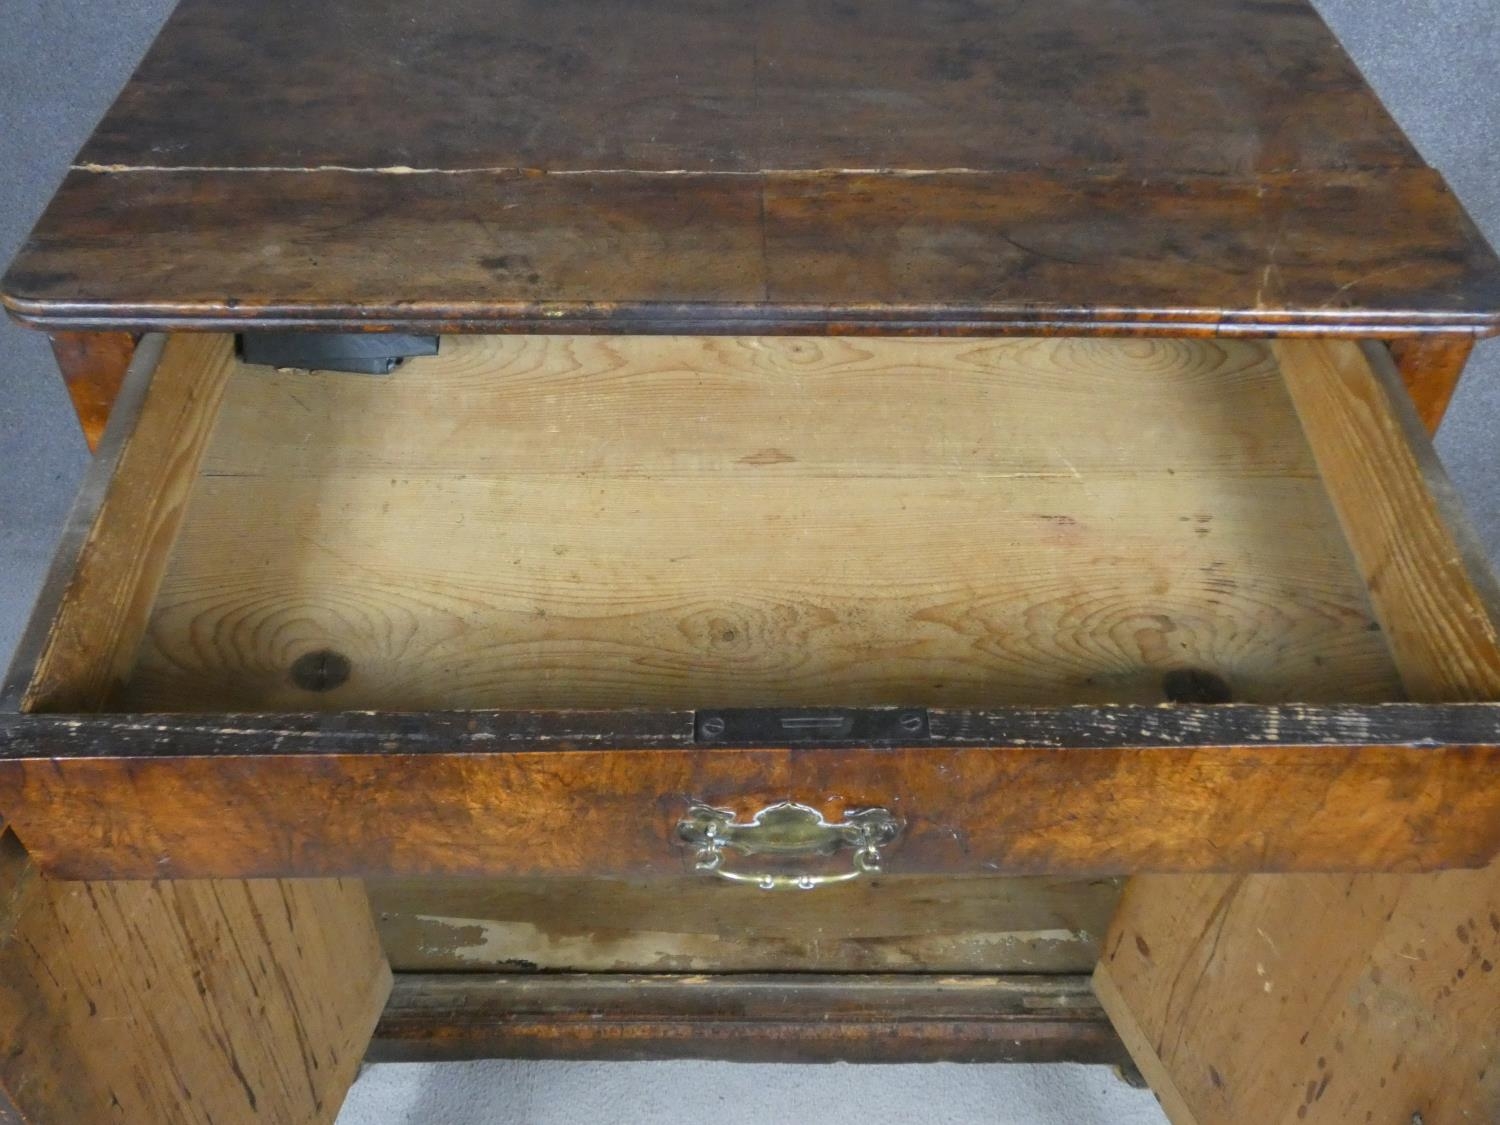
[3,0,1500,1120]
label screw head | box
[899,711,925,734]
[700,715,726,738]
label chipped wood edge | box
[8,702,1500,756]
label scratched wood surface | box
[116,335,1402,712]
[70,0,1421,174]
[11,335,1500,880]
[0,831,389,1123]
[0,334,391,1122]
[4,0,1499,333]
[1095,862,1500,1125]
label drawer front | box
[3,333,1500,882]
[4,706,1500,881]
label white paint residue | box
[409,915,1092,969]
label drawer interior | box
[107,334,1399,712]
[8,331,1500,889]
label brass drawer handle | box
[676,801,902,891]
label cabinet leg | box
[1388,335,1476,435]
[48,331,139,452]
[1094,862,1500,1125]
[0,831,391,1123]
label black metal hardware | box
[238,333,440,375]
[694,708,930,745]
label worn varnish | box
[72,0,1419,174]
[369,972,1131,1066]
[7,169,1499,337]
[5,0,1500,334]
[0,333,392,1122]
[4,707,1500,880]
[371,875,1119,974]
[5,0,1500,1107]
[118,336,1400,712]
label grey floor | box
[2,2,1497,1122]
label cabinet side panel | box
[0,832,391,1123]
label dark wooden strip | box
[77,0,1418,176]
[2,710,1499,879]
[6,704,1500,757]
[368,972,1132,1066]
[0,710,699,755]
[6,170,1498,334]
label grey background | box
[1,2,1495,1121]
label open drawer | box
[3,332,1499,883]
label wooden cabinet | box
[4,0,1500,1120]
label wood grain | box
[1095,861,1500,1125]
[0,832,390,1123]
[18,334,237,714]
[7,0,1498,332]
[1096,340,1500,1124]
[72,0,1421,175]
[12,0,1496,335]
[7,169,1499,336]
[3,336,392,1121]
[47,331,137,451]
[119,335,1402,712]
[369,972,1130,1066]
[370,874,1120,973]
[3,706,1500,880]
[1275,338,1500,703]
